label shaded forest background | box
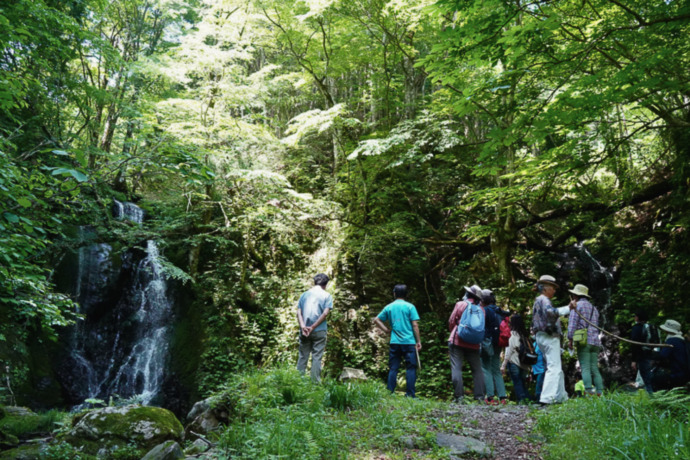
[1,0,689,407]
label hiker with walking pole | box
[448,285,486,404]
[373,284,422,398]
[566,284,604,396]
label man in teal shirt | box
[374,285,422,397]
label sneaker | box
[500,398,508,405]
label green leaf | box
[17,197,31,208]
[3,212,19,223]
[51,168,88,182]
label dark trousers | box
[508,363,530,402]
[387,344,418,397]
[534,372,545,401]
[638,358,654,394]
[449,344,485,400]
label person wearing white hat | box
[651,319,690,391]
[531,275,568,404]
[566,284,604,395]
[448,285,486,403]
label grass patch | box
[215,366,450,459]
[535,389,690,459]
[0,409,68,439]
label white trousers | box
[536,331,568,404]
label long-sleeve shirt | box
[658,336,690,379]
[567,299,601,347]
[448,301,484,350]
[502,331,530,370]
[532,295,561,336]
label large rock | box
[184,394,233,439]
[339,367,368,381]
[436,432,491,457]
[141,440,184,460]
[63,405,184,456]
[0,444,43,459]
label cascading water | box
[60,201,173,406]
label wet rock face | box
[63,405,184,456]
[184,394,234,440]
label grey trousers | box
[297,330,327,382]
[449,344,486,400]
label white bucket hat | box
[659,319,683,337]
[538,275,558,287]
[568,284,591,298]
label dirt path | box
[434,403,545,459]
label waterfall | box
[61,201,173,407]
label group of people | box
[295,273,690,402]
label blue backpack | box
[457,301,485,344]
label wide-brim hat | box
[660,319,683,336]
[480,289,494,303]
[464,285,482,298]
[568,284,591,298]
[538,275,559,287]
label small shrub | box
[0,410,68,438]
[40,441,85,460]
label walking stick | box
[415,346,421,371]
[572,308,672,348]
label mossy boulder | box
[0,444,43,459]
[0,428,19,450]
[184,393,234,439]
[62,405,184,456]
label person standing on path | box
[630,310,656,394]
[296,273,333,383]
[374,284,422,397]
[567,284,604,395]
[501,314,532,403]
[448,285,486,403]
[531,275,568,405]
[652,319,690,390]
[479,289,509,404]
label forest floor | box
[429,402,545,459]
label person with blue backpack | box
[448,285,486,403]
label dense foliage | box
[1,0,689,404]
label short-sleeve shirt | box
[297,286,333,333]
[377,299,420,345]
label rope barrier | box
[571,307,673,348]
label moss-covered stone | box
[0,443,41,460]
[61,405,184,456]
[0,427,19,450]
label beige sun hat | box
[568,284,591,298]
[659,319,683,337]
[537,275,559,287]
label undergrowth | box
[0,409,68,438]
[536,388,690,459]
[216,366,450,459]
